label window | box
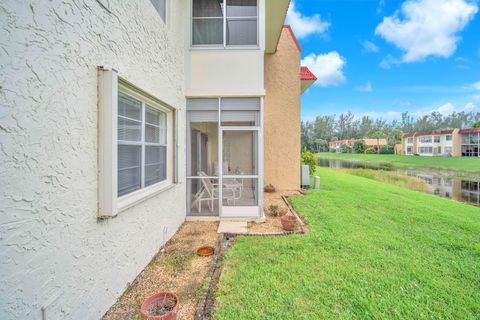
[118,92,168,197]
[150,0,166,22]
[419,136,432,143]
[418,147,433,154]
[434,136,440,143]
[406,146,413,154]
[445,147,452,155]
[407,137,413,144]
[192,0,258,47]
[446,135,452,141]
[98,68,174,217]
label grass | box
[340,168,430,193]
[213,167,480,319]
[317,152,480,174]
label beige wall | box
[452,129,462,157]
[264,27,301,190]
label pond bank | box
[318,158,480,207]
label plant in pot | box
[264,184,276,193]
[140,292,179,320]
[280,215,297,232]
[268,204,280,217]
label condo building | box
[400,128,480,157]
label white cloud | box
[301,52,346,87]
[375,0,478,63]
[286,1,330,39]
[361,40,379,53]
[356,110,403,120]
[414,102,479,116]
[467,81,480,90]
[472,94,480,101]
[377,0,386,15]
[356,81,373,92]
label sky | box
[286,0,480,122]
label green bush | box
[301,150,317,175]
[365,147,376,154]
[340,143,350,154]
[353,140,367,154]
[380,145,394,154]
[329,148,336,153]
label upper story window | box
[150,0,166,22]
[434,135,440,143]
[446,135,452,141]
[192,0,258,47]
[407,137,413,144]
[419,136,432,143]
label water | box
[318,158,480,207]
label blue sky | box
[286,0,480,121]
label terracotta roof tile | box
[300,66,317,81]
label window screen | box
[118,92,168,197]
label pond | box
[318,158,480,207]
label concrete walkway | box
[217,221,248,234]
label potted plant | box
[280,215,296,232]
[267,204,280,217]
[264,184,276,193]
[140,292,179,320]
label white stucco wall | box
[0,1,187,319]
[185,0,266,96]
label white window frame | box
[98,68,175,218]
[446,135,452,141]
[191,0,259,49]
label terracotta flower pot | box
[280,215,297,232]
[140,292,179,320]
[264,185,276,193]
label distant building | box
[329,138,388,153]
[399,128,480,157]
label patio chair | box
[194,172,236,212]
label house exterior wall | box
[0,1,187,319]
[185,0,267,97]
[264,27,301,190]
[452,129,462,156]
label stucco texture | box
[0,1,187,319]
[264,27,301,191]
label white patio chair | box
[195,172,235,213]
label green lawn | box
[317,152,480,174]
[213,168,480,319]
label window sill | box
[117,180,177,214]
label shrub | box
[379,145,394,154]
[353,140,367,154]
[301,150,317,175]
[329,149,336,153]
[365,147,376,154]
[340,143,350,154]
[268,204,280,217]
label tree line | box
[302,110,480,152]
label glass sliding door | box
[220,127,260,217]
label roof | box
[414,129,454,137]
[300,66,317,81]
[459,128,480,134]
[329,139,355,144]
[403,133,414,138]
[265,0,291,53]
[283,25,301,52]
